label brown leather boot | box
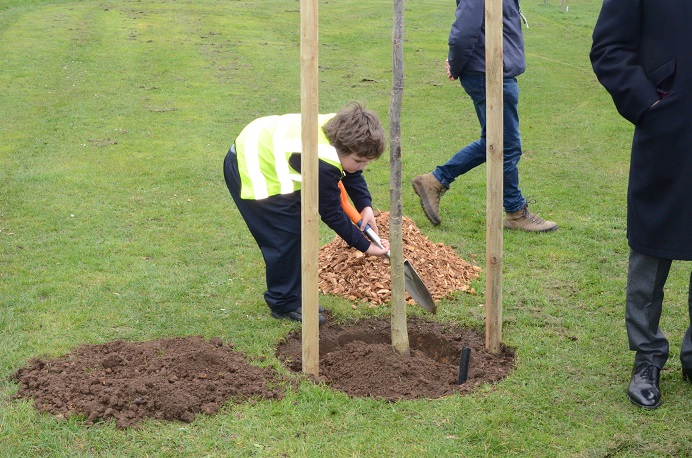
[411,173,447,226]
[504,205,558,232]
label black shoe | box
[271,306,326,325]
[682,367,692,383]
[627,363,662,409]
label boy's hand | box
[359,207,378,234]
[366,239,390,257]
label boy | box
[223,102,391,324]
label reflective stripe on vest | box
[236,113,341,200]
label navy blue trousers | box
[223,147,302,314]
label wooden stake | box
[389,0,410,357]
[300,0,319,376]
[485,0,503,355]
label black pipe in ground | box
[458,347,471,384]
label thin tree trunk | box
[390,0,409,357]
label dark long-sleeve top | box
[289,154,372,253]
[447,0,526,79]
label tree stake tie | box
[458,347,472,385]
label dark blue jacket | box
[447,0,526,79]
[591,0,692,260]
[288,154,372,253]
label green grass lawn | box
[2,0,692,456]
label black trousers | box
[626,248,692,369]
[223,146,302,314]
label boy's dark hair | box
[322,102,386,160]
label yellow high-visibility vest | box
[235,113,341,200]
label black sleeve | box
[341,171,372,212]
[590,0,660,124]
[289,154,372,252]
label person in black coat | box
[591,0,692,409]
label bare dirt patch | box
[277,315,515,401]
[11,336,285,429]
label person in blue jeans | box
[412,0,557,232]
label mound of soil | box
[319,212,481,308]
[277,315,515,401]
[10,336,285,429]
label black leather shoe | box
[682,367,692,383]
[627,363,662,409]
[271,306,326,325]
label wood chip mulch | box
[319,212,481,309]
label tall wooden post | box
[300,0,319,375]
[390,0,410,357]
[485,0,503,354]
